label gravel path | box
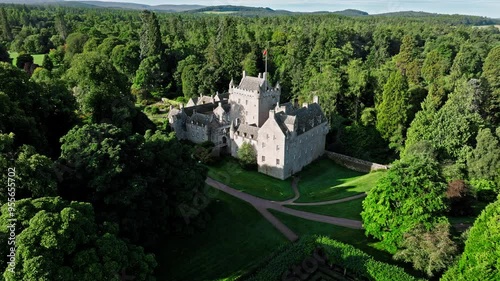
[206,177,363,241]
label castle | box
[168,71,329,180]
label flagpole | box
[265,41,269,76]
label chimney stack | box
[243,70,246,78]
[313,96,319,104]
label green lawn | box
[8,51,45,66]
[207,158,294,201]
[295,158,386,202]
[287,197,365,220]
[157,188,287,281]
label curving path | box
[205,177,363,241]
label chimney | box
[303,102,309,108]
[243,70,246,78]
[258,73,262,78]
[313,96,319,104]
[294,98,299,108]
[269,109,275,119]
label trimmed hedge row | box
[243,236,424,281]
[316,237,423,281]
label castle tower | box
[228,71,281,127]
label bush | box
[469,178,498,202]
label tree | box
[446,180,475,216]
[237,142,257,168]
[57,124,208,246]
[181,63,200,98]
[482,45,500,124]
[139,10,163,59]
[376,71,413,152]
[394,223,458,277]
[23,34,44,54]
[346,59,370,121]
[441,199,500,281]
[65,32,88,59]
[404,79,484,161]
[467,128,500,188]
[64,51,133,127]
[0,43,10,63]
[0,7,12,41]
[55,12,68,40]
[15,53,33,69]
[0,197,157,280]
[133,54,168,98]
[111,43,141,82]
[0,135,57,204]
[361,154,448,253]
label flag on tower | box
[263,49,268,56]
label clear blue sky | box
[79,0,500,18]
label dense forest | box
[0,3,499,280]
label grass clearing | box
[157,187,287,281]
[8,51,45,66]
[207,158,294,201]
[287,197,365,220]
[295,158,385,202]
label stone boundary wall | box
[325,151,389,173]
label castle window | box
[246,100,248,105]
[238,98,241,103]
[266,134,269,139]
[262,156,265,162]
[276,159,280,165]
[262,142,266,148]
[276,145,279,151]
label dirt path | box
[206,177,363,241]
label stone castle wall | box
[325,151,389,173]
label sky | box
[75,0,500,18]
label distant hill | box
[186,5,292,15]
[78,2,204,12]
[331,9,369,16]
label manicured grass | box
[269,210,424,278]
[8,51,45,66]
[295,158,386,202]
[207,158,294,201]
[287,197,365,220]
[157,188,287,281]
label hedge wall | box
[244,236,424,281]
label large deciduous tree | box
[0,197,157,281]
[57,124,208,247]
[0,134,57,204]
[361,154,448,253]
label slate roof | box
[238,76,264,92]
[273,103,326,136]
[235,123,259,139]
